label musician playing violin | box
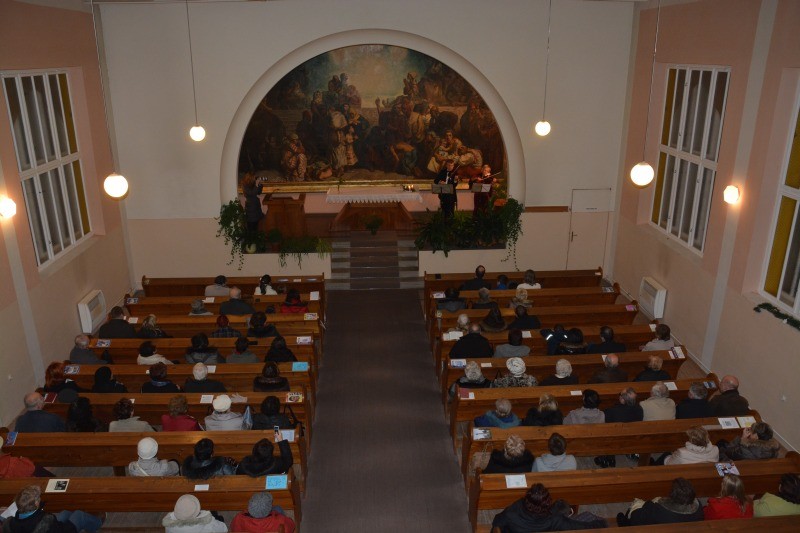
[470,164,497,215]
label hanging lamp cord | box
[642,0,661,160]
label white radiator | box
[77,289,106,334]
[638,277,667,319]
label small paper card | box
[194,484,210,491]
[125,297,139,305]
[480,362,492,368]
[451,359,467,369]
[304,313,319,320]
[287,392,302,403]
[664,381,678,391]
[129,398,135,404]
[292,362,310,372]
[277,278,289,282]
[296,336,313,345]
[625,304,636,311]
[602,286,615,293]
[505,475,527,489]
[570,390,583,396]
[718,417,740,429]
[207,365,216,374]
[736,416,757,428]
[443,331,463,341]
[307,278,318,281]
[45,479,69,493]
[473,428,492,440]
[266,475,289,490]
[715,462,740,477]
[43,393,57,404]
[433,292,446,299]
[595,271,602,276]
[203,297,215,303]
[672,346,685,359]
[4,432,18,446]
[64,365,80,375]
[435,310,443,318]
[199,395,214,404]
[601,354,608,362]
[1,503,17,519]
[96,339,111,348]
[281,429,296,442]
[127,316,139,324]
[521,330,532,338]
[649,323,657,332]
[309,291,320,301]
[293,278,301,282]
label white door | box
[566,188,612,269]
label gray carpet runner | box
[301,289,470,532]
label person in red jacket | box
[0,435,53,477]
[161,395,202,431]
[231,491,296,533]
[704,474,754,520]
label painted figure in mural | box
[295,110,317,158]
[434,158,459,218]
[471,164,497,215]
[281,134,308,182]
[344,127,358,169]
[347,109,370,167]
[327,105,349,176]
[428,105,458,137]
[427,129,462,174]
[403,72,420,99]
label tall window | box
[651,66,730,252]
[763,101,800,313]
[2,71,91,266]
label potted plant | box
[364,214,384,235]
[216,200,247,268]
[265,228,283,252]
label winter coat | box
[522,408,563,427]
[564,407,605,425]
[538,374,578,387]
[449,332,493,359]
[253,376,290,392]
[473,411,521,429]
[127,457,180,477]
[109,416,154,433]
[227,351,260,364]
[483,449,534,474]
[0,454,36,478]
[754,492,800,517]
[492,499,606,532]
[676,398,712,419]
[162,510,228,533]
[251,413,295,431]
[183,378,227,393]
[492,374,537,388]
[664,442,719,465]
[634,368,672,382]
[493,344,530,358]
[532,453,578,472]
[720,436,780,461]
[2,509,77,533]
[236,440,293,477]
[204,411,245,431]
[448,376,492,400]
[141,379,181,394]
[185,350,223,365]
[704,496,753,520]
[604,403,644,423]
[640,397,676,421]
[247,325,279,338]
[161,414,202,432]
[708,390,751,417]
[182,456,237,480]
[626,498,704,526]
[230,511,295,533]
[264,348,297,363]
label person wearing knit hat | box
[448,360,491,401]
[230,491,296,533]
[162,494,228,532]
[492,357,538,388]
[127,437,179,477]
[184,363,227,394]
[204,394,245,431]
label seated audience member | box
[449,361,491,400]
[228,336,260,364]
[247,311,280,339]
[554,327,587,355]
[676,382,712,419]
[42,361,81,398]
[205,394,246,431]
[279,288,309,314]
[265,336,297,363]
[507,305,541,330]
[0,436,53,478]
[252,395,295,430]
[642,323,675,351]
[522,393,563,427]
[635,355,671,382]
[237,437,293,477]
[253,362,290,392]
[109,398,154,432]
[708,374,750,416]
[68,334,105,364]
[437,287,466,312]
[185,333,223,364]
[484,434,534,474]
[448,313,470,335]
[704,474,753,520]
[492,357,537,388]
[663,426,719,465]
[596,387,643,467]
[754,473,800,517]
[471,287,497,310]
[137,340,173,366]
[542,324,568,355]
[91,366,127,393]
[533,433,577,472]
[517,269,541,290]
[210,314,242,338]
[163,494,228,533]
[220,287,255,316]
[480,307,508,333]
[98,305,137,338]
[564,389,604,425]
[539,359,578,387]
[460,265,491,291]
[494,329,530,358]
[14,392,66,433]
[495,274,509,290]
[182,438,237,480]
[719,421,780,461]
[254,274,278,296]
[189,298,213,316]
[162,395,202,431]
[449,323,493,359]
[137,314,170,339]
[492,483,606,531]
[588,353,628,383]
[474,398,521,429]
[617,477,704,526]
[509,287,532,309]
[230,491,295,533]
[586,325,626,354]
[128,437,180,477]
[3,485,103,533]
[640,382,676,421]
[65,397,106,433]
[184,363,227,393]
[204,274,230,297]
[141,362,181,394]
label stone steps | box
[327,230,422,290]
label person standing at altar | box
[470,164,496,215]
[435,158,459,218]
[242,173,263,232]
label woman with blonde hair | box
[523,393,564,426]
[484,434,534,474]
[509,287,532,309]
[704,474,753,519]
[138,314,170,338]
[663,426,719,465]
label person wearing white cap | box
[491,357,537,388]
[162,494,228,532]
[183,363,227,394]
[204,394,245,431]
[127,437,180,477]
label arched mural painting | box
[237,44,507,187]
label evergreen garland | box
[753,302,800,332]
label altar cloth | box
[325,186,423,204]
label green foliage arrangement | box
[279,235,333,268]
[364,214,384,235]
[754,302,800,333]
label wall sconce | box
[0,196,17,218]
[723,185,740,204]
[103,173,129,199]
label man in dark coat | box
[460,265,491,291]
[676,382,713,419]
[97,306,137,338]
[586,326,627,354]
[492,483,606,532]
[183,363,227,393]
[508,305,541,330]
[68,334,107,364]
[449,324,493,358]
[588,353,628,383]
[219,287,255,316]
[708,375,750,416]
[596,387,644,467]
[14,392,66,433]
[434,158,458,218]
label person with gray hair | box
[662,426,719,465]
[588,353,628,383]
[640,381,676,421]
[676,382,712,419]
[539,359,578,386]
[449,360,491,400]
[474,398,521,428]
[184,363,227,393]
[219,287,255,316]
[484,434,534,473]
[595,387,644,467]
[13,392,66,433]
[517,269,541,290]
[471,287,497,310]
[189,299,213,316]
[68,333,106,364]
[708,375,750,416]
[449,323,493,358]
[492,357,537,388]
[448,313,471,334]
[635,355,672,382]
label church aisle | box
[301,289,470,532]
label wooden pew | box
[142,274,324,299]
[0,471,302,525]
[467,452,800,531]
[42,390,314,447]
[460,414,761,485]
[63,363,317,408]
[440,349,686,405]
[128,313,323,343]
[124,293,322,317]
[473,514,800,532]
[449,374,719,446]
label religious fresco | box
[237,44,506,186]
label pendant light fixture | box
[630,0,661,188]
[185,0,205,142]
[535,0,553,137]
